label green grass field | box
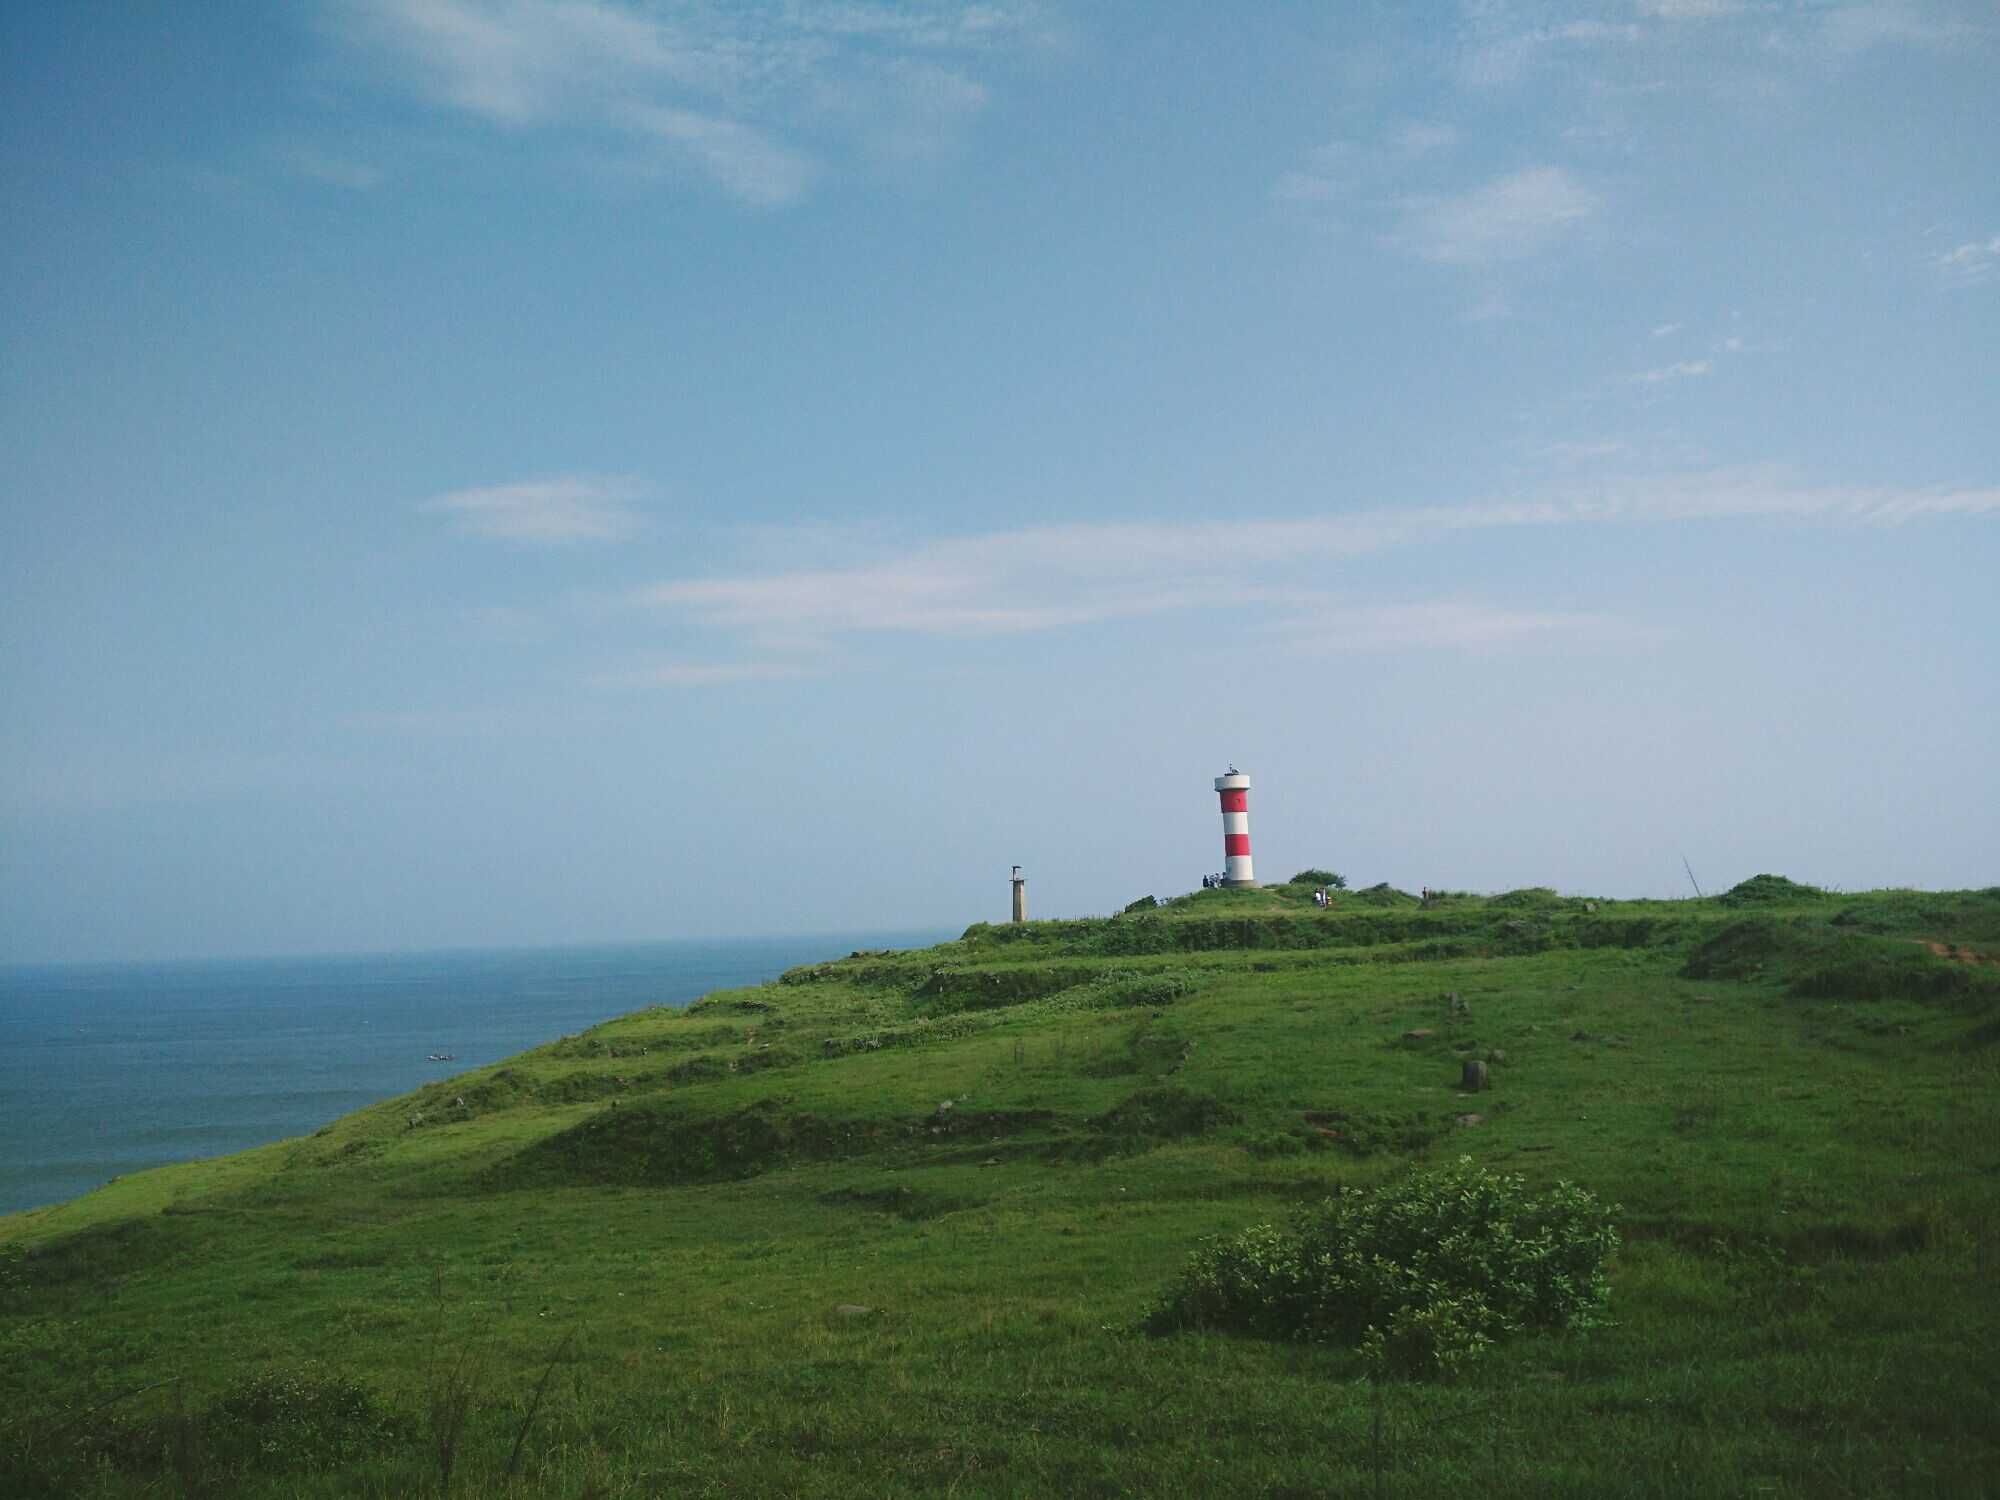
[5,876,1998,1497]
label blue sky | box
[3,1,1996,963]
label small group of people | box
[1312,886,1337,908]
[1200,873,1228,889]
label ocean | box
[0,929,951,1218]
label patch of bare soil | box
[1919,940,1995,966]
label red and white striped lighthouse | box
[1215,768,1258,888]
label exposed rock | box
[832,1304,875,1319]
[1486,1048,1508,1065]
[1455,1113,1485,1128]
[1460,1059,1490,1092]
[1403,1028,1436,1042]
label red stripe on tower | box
[1213,770,1258,888]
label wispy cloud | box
[421,475,645,543]
[1935,232,2000,287]
[1636,0,1739,19]
[1628,358,1712,384]
[620,103,812,206]
[1275,138,1599,280]
[1400,166,1597,265]
[331,0,1044,204]
[624,473,2000,669]
[1457,18,1642,88]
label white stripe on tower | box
[1214,771,1257,888]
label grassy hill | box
[5,877,1999,1497]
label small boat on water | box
[427,1053,456,1062]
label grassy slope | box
[4,880,1999,1497]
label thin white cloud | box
[1650,322,1682,338]
[1400,166,1597,265]
[1636,0,1738,18]
[421,475,645,543]
[1935,233,2000,286]
[619,103,811,207]
[627,474,2000,665]
[1628,359,1712,384]
[340,0,714,124]
[1458,19,1642,88]
[332,0,1041,204]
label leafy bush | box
[1289,869,1347,889]
[1148,1156,1619,1378]
[1122,895,1160,914]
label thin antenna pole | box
[1681,854,1704,899]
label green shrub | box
[1148,1156,1619,1378]
[1122,894,1160,913]
[1289,869,1347,889]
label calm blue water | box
[0,930,950,1217]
